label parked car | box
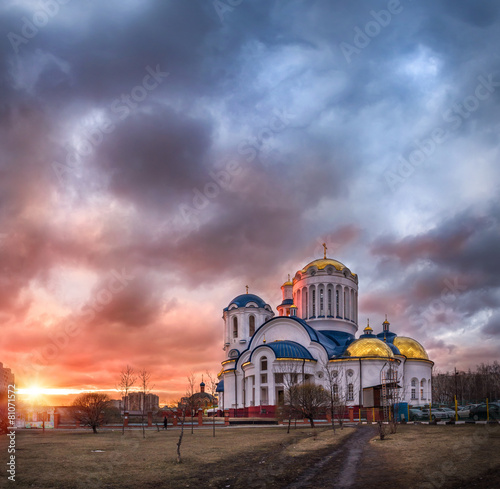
[456,406,470,418]
[469,402,500,420]
[419,408,454,420]
[439,407,457,419]
[409,408,426,421]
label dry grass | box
[357,423,500,488]
[0,425,353,489]
[3,423,499,489]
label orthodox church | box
[217,250,433,417]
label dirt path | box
[284,426,377,489]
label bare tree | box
[138,369,154,439]
[72,393,111,434]
[176,376,194,464]
[184,373,196,435]
[206,371,218,438]
[117,365,136,435]
[289,383,328,428]
[278,364,301,433]
[184,373,206,435]
[323,362,350,433]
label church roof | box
[251,340,315,361]
[345,338,394,358]
[225,293,269,311]
[300,258,347,273]
[393,336,429,360]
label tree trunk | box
[309,417,315,428]
[176,410,186,464]
[92,425,98,434]
[287,416,291,434]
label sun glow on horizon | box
[17,387,119,397]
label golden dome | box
[282,281,293,287]
[393,337,429,360]
[345,338,394,358]
[300,258,348,273]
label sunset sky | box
[2,0,500,406]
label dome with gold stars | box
[300,258,348,274]
[393,336,429,360]
[345,338,394,358]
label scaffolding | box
[380,368,397,421]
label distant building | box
[123,393,159,413]
[0,362,15,392]
[180,381,217,410]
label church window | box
[261,374,267,384]
[411,389,416,400]
[336,290,339,316]
[344,290,348,320]
[311,289,316,317]
[249,315,255,336]
[333,383,339,401]
[328,289,332,316]
[290,373,298,384]
[420,389,424,399]
[233,317,238,338]
[319,289,324,315]
[261,357,268,371]
[347,383,354,401]
[274,373,284,384]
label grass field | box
[1,423,500,488]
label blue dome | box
[226,293,268,310]
[251,340,315,361]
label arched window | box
[249,315,255,336]
[319,288,324,316]
[261,356,267,371]
[233,317,238,338]
[347,383,354,401]
[411,378,418,400]
[420,379,427,400]
[336,289,339,317]
[333,383,339,401]
[328,289,332,316]
[311,289,316,317]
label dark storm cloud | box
[371,207,500,283]
[2,0,500,392]
[96,105,214,211]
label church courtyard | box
[2,424,499,488]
